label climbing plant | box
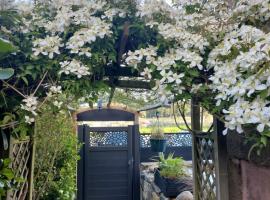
[0,0,269,159]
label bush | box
[33,107,80,200]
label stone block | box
[176,191,193,200]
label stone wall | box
[140,162,193,200]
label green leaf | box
[0,38,16,55]
[261,136,267,147]
[0,68,14,80]
[21,77,28,85]
[263,132,270,138]
[1,168,14,179]
[259,89,268,99]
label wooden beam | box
[104,66,140,77]
[137,102,171,112]
[104,79,151,90]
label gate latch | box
[128,157,134,166]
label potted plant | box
[150,111,167,152]
[154,153,193,198]
[150,126,167,152]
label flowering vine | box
[0,0,270,144]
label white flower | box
[25,116,35,124]
[33,36,63,59]
[191,84,203,94]
[78,48,92,57]
[21,96,38,116]
[125,46,157,67]
[66,18,112,53]
[53,101,63,108]
[160,70,174,84]
[172,73,184,84]
[50,86,62,94]
[141,68,153,79]
[59,59,90,78]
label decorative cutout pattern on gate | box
[194,133,216,200]
[140,133,192,148]
[89,132,192,148]
[89,131,128,147]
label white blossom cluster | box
[223,98,270,134]
[21,96,38,124]
[41,0,106,33]
[157,23,209,53]
[46,85,64,109]
[125,46,157,68]
[136,0,270,134]
[33,36,63,59]
[66,18,112,55]
[234,0,270,22]
[16,0,270,135]
[136,0,177,19]
[125,47,194,102]
[59,60,91,78]
[209,25,270,133]
[102,8,126,21]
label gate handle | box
[128,157,134,166]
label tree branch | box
[118,21,130,65]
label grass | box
[140,126,189,134]
[139,126,212,134]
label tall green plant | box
[158,153,186,179]
[33,106,80,200]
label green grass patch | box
[140,126,189,134]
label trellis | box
[6,137,34,200]
[194,132,216,200]
[191,98,229,200]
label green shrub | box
[33,107,80,200]
[158,153,186,179]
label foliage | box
[33,106,80,200]
[0,0,268,144]
[150,126,165,139]
[0,158,22,199]
[157,153,186,179]
[0,3,268,195]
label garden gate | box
[76,108,140,200]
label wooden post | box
[191,97,201,200]
[214,118,229,200]
[132,125,140,200]
[28,135,36,200]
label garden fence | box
[140,133,192,162]
[6,136,34,200]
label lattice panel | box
[89,131,128,147]
[8,139,32,200]
[195,134,216,200]
[140,133,192,148]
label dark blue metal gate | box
[76,109,140,200]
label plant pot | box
[150,139,167,152]
[154,169,193,198]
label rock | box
[152,192,160,200]
[176,191,193,200]
[160,194,169,200]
